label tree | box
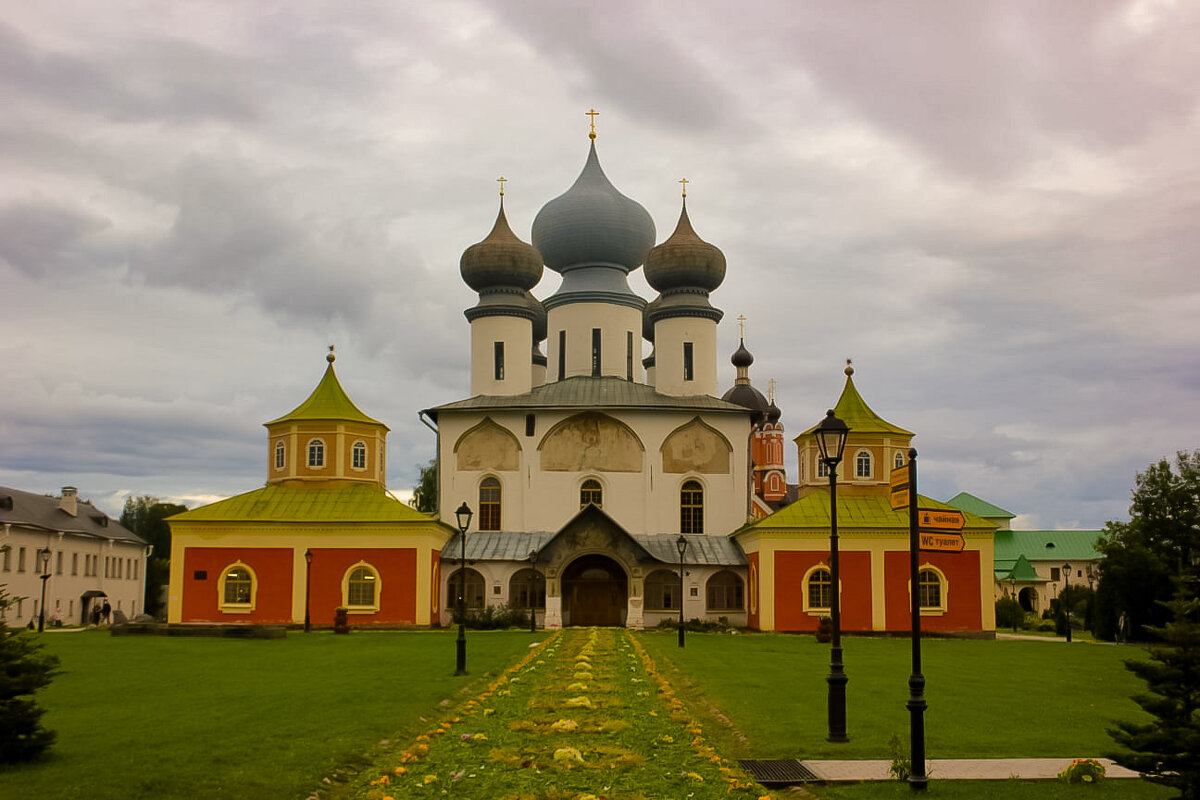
[1109,582,1200,798]
[410,459,438,514]
[0,582,60,762]
[120,496,188,618]
[1095,452,1200,641]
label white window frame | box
[342,561,381,614]
[274,440,286,470]
[307,438,326,469]
[803,563,835,614]
[219,561,257,614]
[855,449,872,479]
[351,441,368,471]
[910,564,949,615]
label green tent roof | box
[993,529,1102,562]
[800,374,912,437]
[994,554,1043,582]
[265,362,385,428]
[947,492,1016,520]
[168,482,433,524]
[742,491,991,532]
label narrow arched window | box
[706,570,744,611]
[307,439,325,468]
[352,441,367,470]
[855,450,872,479]
[895,451,905,469]
[274,441,285,470]
[807,568,832,611]
[580,479,603,508]
[817,458,830,478]
[479,478,501,531]
[680,480,704,534]
[919,569,943,609]
[346,565,377,607]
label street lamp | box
[528,549,540,634]
[1062,562,1072,643]
[815,408,850,743]
[304,549,313,633]
[1009,575,1018,634]
[37,548,52,633]
[454,502,473,676]
[676,535,689,648]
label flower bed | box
[360,628,773,799]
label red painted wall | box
[182,548,293,623]
[884,551,982,631]
[746,552,760,630]
[308,547,418,625]
[774,550,872,632]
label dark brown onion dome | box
[722,383,769,422]
[766,400,782,424]
[460,203,544,292]
[643,202,726,293]
[731,340,754,368]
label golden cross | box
[497,176,506,197]
[737,314,746,339]
[679,177,689,198]
[586,108,599,139]
[768,378,776,404]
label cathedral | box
[167,121,996,634]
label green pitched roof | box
[266,362,385,428]
[168,482,432,524]
[992,529,1103,562]
[800,374,912,437]
[947,492,1016,520]
[995,554,1043,582]
[743,491,991,532]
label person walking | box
[101,600,112,626]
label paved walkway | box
[802,757,1139,781]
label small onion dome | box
[644,203,726,292]
[526,291,547,343]
[722,382,770,421]
[766,400,782,424]
[531,140,655,274]
[460,203,543,292]
[731,339,754,368]
[642,295,663,343]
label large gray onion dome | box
[644,202,726,292]
[531,141,655,274]
[460,203,543,292]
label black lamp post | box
[815,408,850,743]
[1062,562,1072,643]
[1009,576,1018,634]
[37,548,52,633]
[676,535,689,648]
[304,549,313,633]
[528,549,539,634]
[454,502,473,676]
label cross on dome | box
[586,108,599,139]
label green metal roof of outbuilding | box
[993,529,1103,562]
[947,492,1016,520]
[168,482,433,524]
[741,491,991,532]
[265,359,385,428]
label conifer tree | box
[0,583,61,762]
[1110,583,1200,799]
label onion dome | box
[731,340,754,368]
[460,203,543,291]
[531,140,655,274]
[527,291,547,343]
[644,203,726,292]
[721,337,768,423]
[642,295,663,343]
[766,400,782,424]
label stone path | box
[802,757,1139,781]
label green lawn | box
[0,628,537,800]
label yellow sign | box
[917,508,965,531]
[890,488,909,510]
[919,532,965,552]
[890,464,909,489]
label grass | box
[0,628,537,799]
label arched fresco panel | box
[455,418,520,472]
[661,417,732,474]
[539,412,643,472]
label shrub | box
[888,733,911,781]
[995,597,1024,629]
[451,603,529,630]
[1059,758,1105,784]
[0,584,61,762]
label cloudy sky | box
[2,1,1197,529]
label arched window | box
[343,563,380,611]
[855,450,872,479]
[680,480,704,534]
[894,451,905,469]
[219,562,256,612]
[817,458,830,479]
[918,568,946,611]
[645,568,682,611]
[509,569,545,610]
[479,478,501,531]
[274,441,285,470]
[448,568,486,610]
[307,439,325,468]
[706,570,744,611]
[352,441,367,470]
[806,567,832,612]
[580,479,603,508]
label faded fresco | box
[539,412,644,472]
[661,418,732,473]
[455,418,520,471]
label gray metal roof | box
[444,530,745,567]
[424,376,752,420]
[0,486,145,544]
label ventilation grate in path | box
[738,759,820,786]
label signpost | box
[918,531,965,552]
[890,464,910,510]
[916,508,964,531]
[905,450,928,791]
